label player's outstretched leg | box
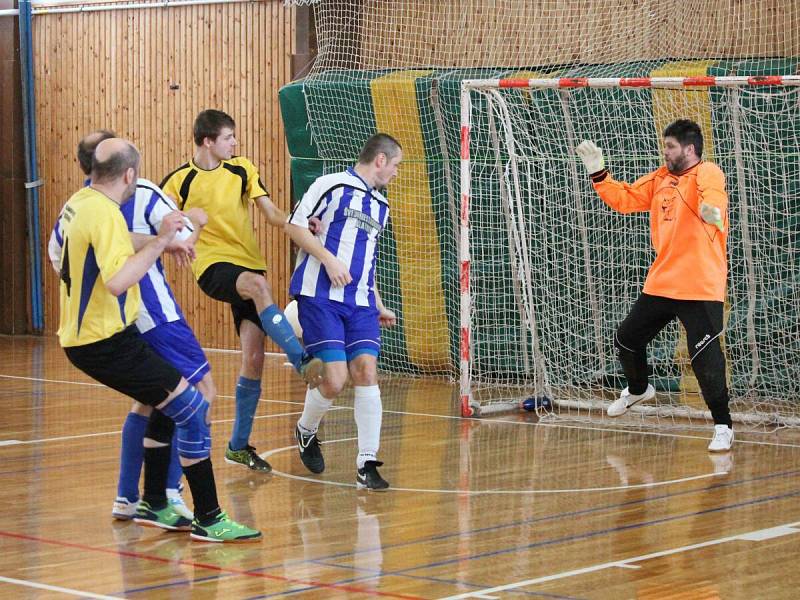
[257,303,324,388]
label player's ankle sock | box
[183,459,221,526]
[117,412,148,502]
[230,376,261,451]
[298,387,334,434]
[354,385,382,469]
[142,445,171,509]
[259,304,304,369]
[166,434,183,490]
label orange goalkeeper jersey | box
[593,161,728,301]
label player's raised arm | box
[576,140,654,213]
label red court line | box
[0,530,424,599]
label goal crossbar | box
[463,75,800,92]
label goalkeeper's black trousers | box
[613,292,732,427]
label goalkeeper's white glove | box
[575,140,605,174]
[700,202,724,232]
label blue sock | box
[117,412,148,502]
[259,304,305,369]
[166,434,183,490]
[230,376,261,451]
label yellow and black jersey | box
[161,156,269,279]
[57,187,140,347]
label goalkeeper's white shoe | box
[707,425,734,452]
[607,384,655,417]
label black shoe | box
[356,460,389,491]
[295,425,325,474]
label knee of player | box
[177,398,212,460]
[322,374,348,397]
[347,351,378,384]
[613,328,638,354]
[241,350,265,373]
[163,387,212,460]
[349,363,378,386]
[239,272,273,304]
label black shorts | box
[64,326,182,406]
[197,262,264,335]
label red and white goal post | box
[459,75,800,429]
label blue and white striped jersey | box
[288,168,390,307]
[48,178,192,333]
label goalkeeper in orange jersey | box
[576,119,733,452]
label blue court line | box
[112,468,800,597]
[290,465,800,564]
[384,486,800,575]
[120,574,227,596]
[292,485,800,595]
[247,582,584,600]
[249,562,585,600]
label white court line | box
[3,372,800,449]
[437,521,800,599]
[0,374,305,406]
[261,442,722,494]
[0,575,122,599]
[0,409,348,446]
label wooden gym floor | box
[2,334,800,599]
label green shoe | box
[224,444,272,472]
[133,499,192,531]
[190,511,261,543]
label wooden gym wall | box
[34,0,296,350]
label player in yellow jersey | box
[59,138,260,542]
[161,109,323,472]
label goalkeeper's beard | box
[666,151,698,175]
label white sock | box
[297,387,334,434]
[354,385,382,469]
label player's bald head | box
[77,129,115,175]
[91,138,140,184]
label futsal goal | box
[459,75,800,426]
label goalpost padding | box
[459,76,800,427]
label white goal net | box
[460,76,800,427]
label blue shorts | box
[140,319,210,385]
[296,296,381,363]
